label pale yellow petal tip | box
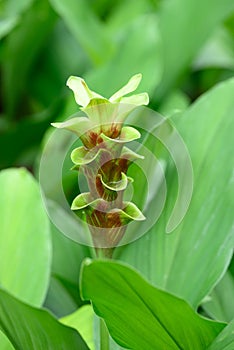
[143,93,150,105]
[133,73,142,82]
[51,122,61,128]
[66,75,83,87]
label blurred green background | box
[1,0,234,171]
[0,2,234,348]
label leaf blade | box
[0,288,89,350]
[117,77,234,308]
[81,259,225,350]
[0,168,51,306]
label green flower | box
[52,74,149,148]
[66,73,148,107]
[52,74,148,250]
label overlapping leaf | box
[81,259,225,350]
[117,78,234,308]
[0,288,89,350]
[0,168,51,306]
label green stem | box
[95,248,111,350]
[96,247,113,259]
[100,318,109,350]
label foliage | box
[0,0,234,349]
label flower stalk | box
[52,74,148,256]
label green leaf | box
[81,259,225,350]
[50,223,90,286]
[157,0,234,99]
[0,331,14,350]
[106,0,154,37]
[86,14,162,98]
[0,100,63,169]
[0,0,33,39]
[0,17,18,40]
[44,276,79,318]
[61,305,95,350]
[193,26,234,70]
[0,0,34,17]
[2,0,57,119]
[159,90,190,117]
[202,271,234,323]
[0,288,89,350]
[0,168,51,306]
[43,223,91,318]
[207,318,234,350]
[116,77,234,308]
[49,0,112,65]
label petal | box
[67,76,103,107]
[82,98,115,125]
[98,172,132,192]
[109,74,142,102]
[51,117,92,137]
[101,126,141,144]
[71,193,105,211]
[109,202,146,224]
[120,92,149,106]
[71,147,112,166]
[121,146,144,161]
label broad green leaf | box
[61,305,95,350]
[0,0,33,39]
[116,77,234,308]
[61,303,125,350]
[0,18,18,40]
[86,14,162,98]
[49,0,112,65]
[0,331,14,350]
[159,90,190,117]
[156,0,234,99]
[202,271,234,323]
[193,26,234,70]
[2,0,57,119]
[0,288,89,350]
[44,276,79,318]
[106,0,155,37]
[81,259,225,350]
[0,101,63,169]
[50,224,90,286]
[44,224,90,317]
[208,318,234,350]
[92,314,125,350]
[0,0,33,17]
[0,168,51,306]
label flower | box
[52,74,148,250]
[52,74,149,148]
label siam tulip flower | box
[52,74,149,256]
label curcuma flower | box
[52,74,148,254]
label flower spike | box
[52,73,149,251]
